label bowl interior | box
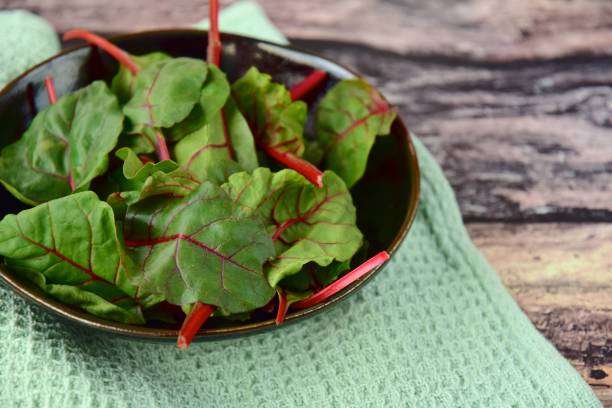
[0,30,419,341]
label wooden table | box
[3,0,611,404]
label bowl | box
[0,29,420,341]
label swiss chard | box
[0,81,123,205]
[174,97,258,184]
[111,52,171,104]
[223,168,363,286]
[167,65,231,142]
[315,79,397,187]
[0,14,398,349]
[121,180,276,313]
[232,67,324,187]
[293,251,390,309]
[122,58,208,160]
[103,147,178,194]
[275,288,311,325]
[0,192,159,323]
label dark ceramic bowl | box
[0,29,419,342]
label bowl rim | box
[0,28,420,341]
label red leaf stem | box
[292,251,390,309]
[177,302,216,349]
[64,30,139,74]
[275,290,289,325]
[207,0,221,66]
[290,70,327,101]
[155,131,171,162]
[44,76,57,105]
[261,144,324,188]
[44,76,76,191]
[63,30,173,161]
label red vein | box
[110,295,131,305]
[186,142,229,169]
[124,234,256,273]
[290,70,327,101]
[335,103,390,144]
[292,251,390,309]
[15,219,102,282]
[63,30,139,75]
[177,302,216,349]
[272,191,344,240]
[220,109,235,160]
[207,0,221,66]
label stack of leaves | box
[0,4,397,348]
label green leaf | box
[122,181,275,313]
[138,168,201,201]
[122,58,208,153]
[232,67,307,156]
[315,79,397,187]
[111,52,171,104]
[284,289,312,307]
[167,65,231,142]
[106,167,201,220]
[174,97,258,184]
[0,81,123,205]
[17,268,145,324]
[0,192,156,324]
[94,148,177,202]
[223,168,363,286]
[278,260,350,291]
[314,259,351,287]
[115,147,178,190]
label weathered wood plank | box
[294,40,612,221]
[7,0,612,61]
[468,222,612,403]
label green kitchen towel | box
[0,10,60,89]
[0,6,602,408]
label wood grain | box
[293,40,612,221]
[7,0,612,61]
[469,223,612,404]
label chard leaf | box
[106,168,200,218]
[0,192,158,323]
[232,67,307,156]
[315,79,397,187]
[223,168,362,286]
[122,58,208,153]
[0,81,123,205]
[111,52,171,104]
[115,147,178,190]
[138,169,201,201]
[121,181,275,313]
[95,148,177,202]
[168,65,231,142]
[174,97,258,184]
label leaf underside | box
[0,81,124,205]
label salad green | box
[0,0,396,349]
